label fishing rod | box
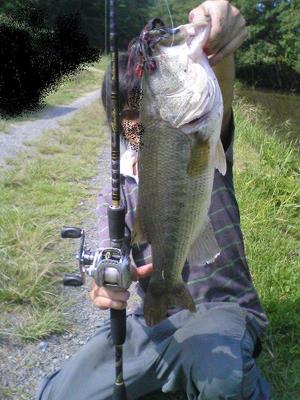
[61,2,130,399]
[107,0,128,399]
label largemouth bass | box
[131,17,226,326]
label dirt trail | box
[0,90,100,167]
[0,92,185,400]
[0,133,109,400]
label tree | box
[148,0,300,91]
[232,0,300,90]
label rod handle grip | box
[110,308,126,345]
[113,382,127,400]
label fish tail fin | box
[144,281,196,327]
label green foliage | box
[233,97,300,398]
[0,3,100,115]
[0,0,157,114]
[232,0,300,90]
[1,0,299,91]
[0,0,156,51]
[147,0,194,25]
[148,0,300,91]
[117,0,156,48]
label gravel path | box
[0,139,111,400]
[0,90,100,167]
[0,94,186,400]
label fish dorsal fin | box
[187,218,220,265]
[215,139,227,176]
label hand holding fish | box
[90,263,153,310]
[189,0,247,65]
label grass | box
[0,56,108,133]
[141,100,299,400]
[0,100,109,342]
[44,57,108,107]
[0,60,298,398]
[233,98,300,400]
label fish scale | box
[141,126,210,261]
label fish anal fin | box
[144,281,196,327]
[215,139,227,176]
[187,138,209,177]
[187,218,220,265]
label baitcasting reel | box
[61,226,133,291]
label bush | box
[0,12,100,116]
[236,63,300,92]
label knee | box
[187,331,259,399]
[188,336,244,399]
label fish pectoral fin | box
[131,207,147,246]
[187,218,220,265]
[215,139,227,176]
[187,138,209,177]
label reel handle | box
[60,226,85,286]
[61,226,82,239]
[63,273,84,287]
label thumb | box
[132,263,153,281]
[189,5,206,23]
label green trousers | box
[36,302,270,400]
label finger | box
[99,286,130,302]
[205,10,234,55]
[133,263,153,280]
[209,28,248,66]
[91,285,129,302]
[188,5,206,23]
[137,263,153,279]
[90,282,100,301]
[93,296,127,310]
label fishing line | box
[104,0,111,148]
[105,0,108,56]
[163,0,175,46]
[104,0,108,119]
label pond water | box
[236,86,300,146]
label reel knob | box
[63,273,84,287]
[61,226,82,239]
